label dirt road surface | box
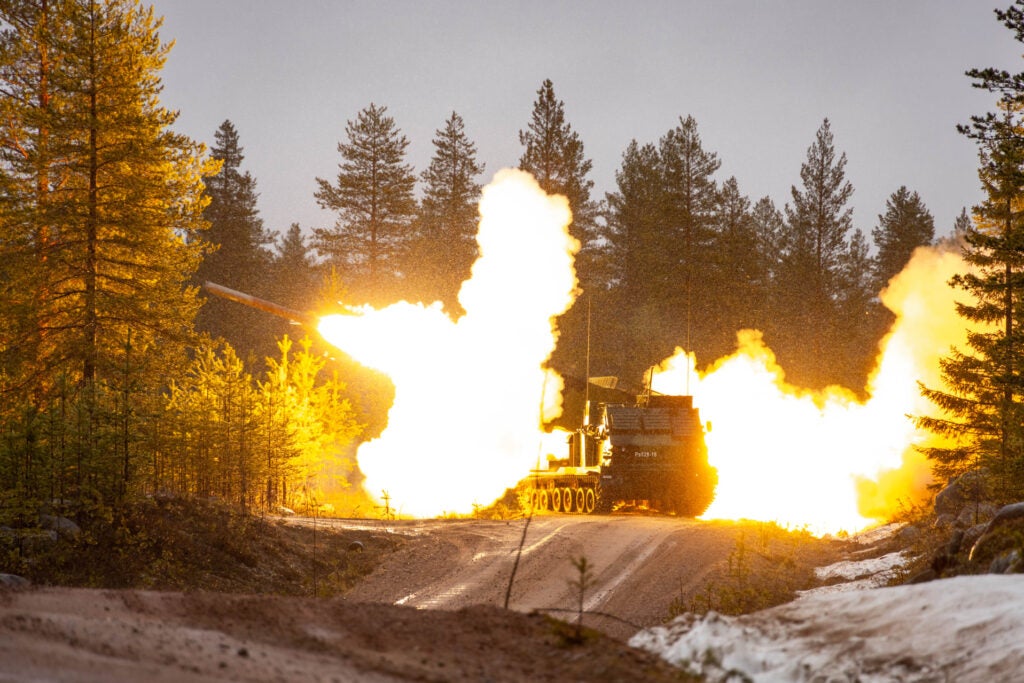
[317,514,742,639]
[0,515,755,681]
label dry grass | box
[671,521,850,617]
[1,496,398,596]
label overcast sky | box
[156,1,1020,246]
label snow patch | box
[797,550,912,596]
[631,575,1024,682]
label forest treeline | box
[218,88,953,394]
[3,0,1022,524]
[0,0,369,517]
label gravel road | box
[329,514,741,639]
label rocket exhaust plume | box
[650,244,968,534]
[208,174,969,534]
[318,169,578,516]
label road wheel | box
[561,487,573,513]
[538,489,549,511]
[585,488,596,514]
[551,486,562,512]
[575,488,585,513]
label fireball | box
[319,165,968,534]
[652,246,968,534]
[318,169,578,516]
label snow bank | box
[631,575,1024,682]
[794,550,911,597]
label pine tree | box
[775,119,855,388]
[518,79,599,378]
[658,115,721,360]
[314,103,416,305]
[407,111,483,314]
[872,186,935,291]
[518,79,598,256]
[0,0,215,501]
[0,1,67,400]
[195,119,276,360]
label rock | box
[934,514,955,529]
[895,525,922,545]
[946,529,965,557]
[14,528,59,552]
[989,549,1021,574]
[39,514,81,539]
[969,501,1024,561]
[934,470,989,516]
[276,506,296,517]
[956,504,998,528]
[0,574,30,589]
[907,568,937,584]
[963,523,987,551]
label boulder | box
[956,503,998,528]
[962,523,987,552]
[895,525,922,545]
[0,574,30,589]
[989,549,1022,574]
[39,514,81,539]
[969,501,1024,562]
[16,528,58,552]
[934,470,989,516]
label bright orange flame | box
[318,169,578,516]
[319,162,970,532]
[652,245,969,534]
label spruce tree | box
[836,227,883,391]
[749,196,784,299]
[314,103,416,305]
[195,119,276,360]
[951,207,973,245]
[919,6,1024,499]
[408,111,483,314]
[872,186,935,291]
[269,223,318,311]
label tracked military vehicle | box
[524,393,717,516]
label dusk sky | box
[156,1,1020,247]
